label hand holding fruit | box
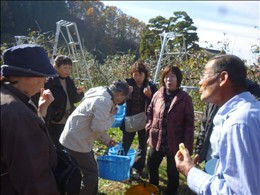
[77,86,85,94]
[143,86,152,98]
[175,143,195,176]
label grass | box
[94,127,199,195]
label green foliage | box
[247,64,260,84]
[1,4,259,193]
[139,11,199,60]
[139,26,161,61]
[168,11,199,48]
[90,53,135,86]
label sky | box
[102,1,259,65]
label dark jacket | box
[120,78,157,131]
[44,76,84,122]
[1,84,59,195]
[195,103,218,163]
[146,87,195,156]
[195,79,260,163]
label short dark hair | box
[209,54,247,89]
[109,80,130,98]
[130,61,149,80]
[161,65,183,88]
[54,55,72,67]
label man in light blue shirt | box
[175,54,260,195]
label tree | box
[139,26,160,60]
[168,11,199,50]
[65,0,105,51]
[139,11,199,60]
[1,1,72,43]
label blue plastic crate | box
[109,146,136,167]
[97,155,131,181]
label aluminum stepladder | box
[153,31,187,84]
[52,20,93,87]
[153,31,197,92]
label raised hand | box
[77,86,85,94]
[143,85,152,98]
[175,148,195,176]
[38,88,54,117]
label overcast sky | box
[102,1,259,64]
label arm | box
[91,98,115,145]
[37,88,54,117]
[68,78,84,103]
[145,93,155,137]
[144,82,158,105]
[176,123,260,194]
[175,148,232,195]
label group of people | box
[0,44,128,195]
[1,43,260,195]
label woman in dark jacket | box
[120,61,157,178]
[1,44,59,195]
[146,65,194,195]
[45,55,84,150]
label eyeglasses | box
[200,72,220,82]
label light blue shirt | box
[187,92,260,195]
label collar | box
[59,76,66,80]
[3,83,37,114]
[3,83,30,104]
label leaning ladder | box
[153,32,198,92]
[52,20,93,87]
[153,31,183,84]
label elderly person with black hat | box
[59,80,131,195]
[1,44,59,194]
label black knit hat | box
[1,44,58,77]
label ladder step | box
[69,42,79,46]
[67,23,74,27]
[53,20,93,87]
